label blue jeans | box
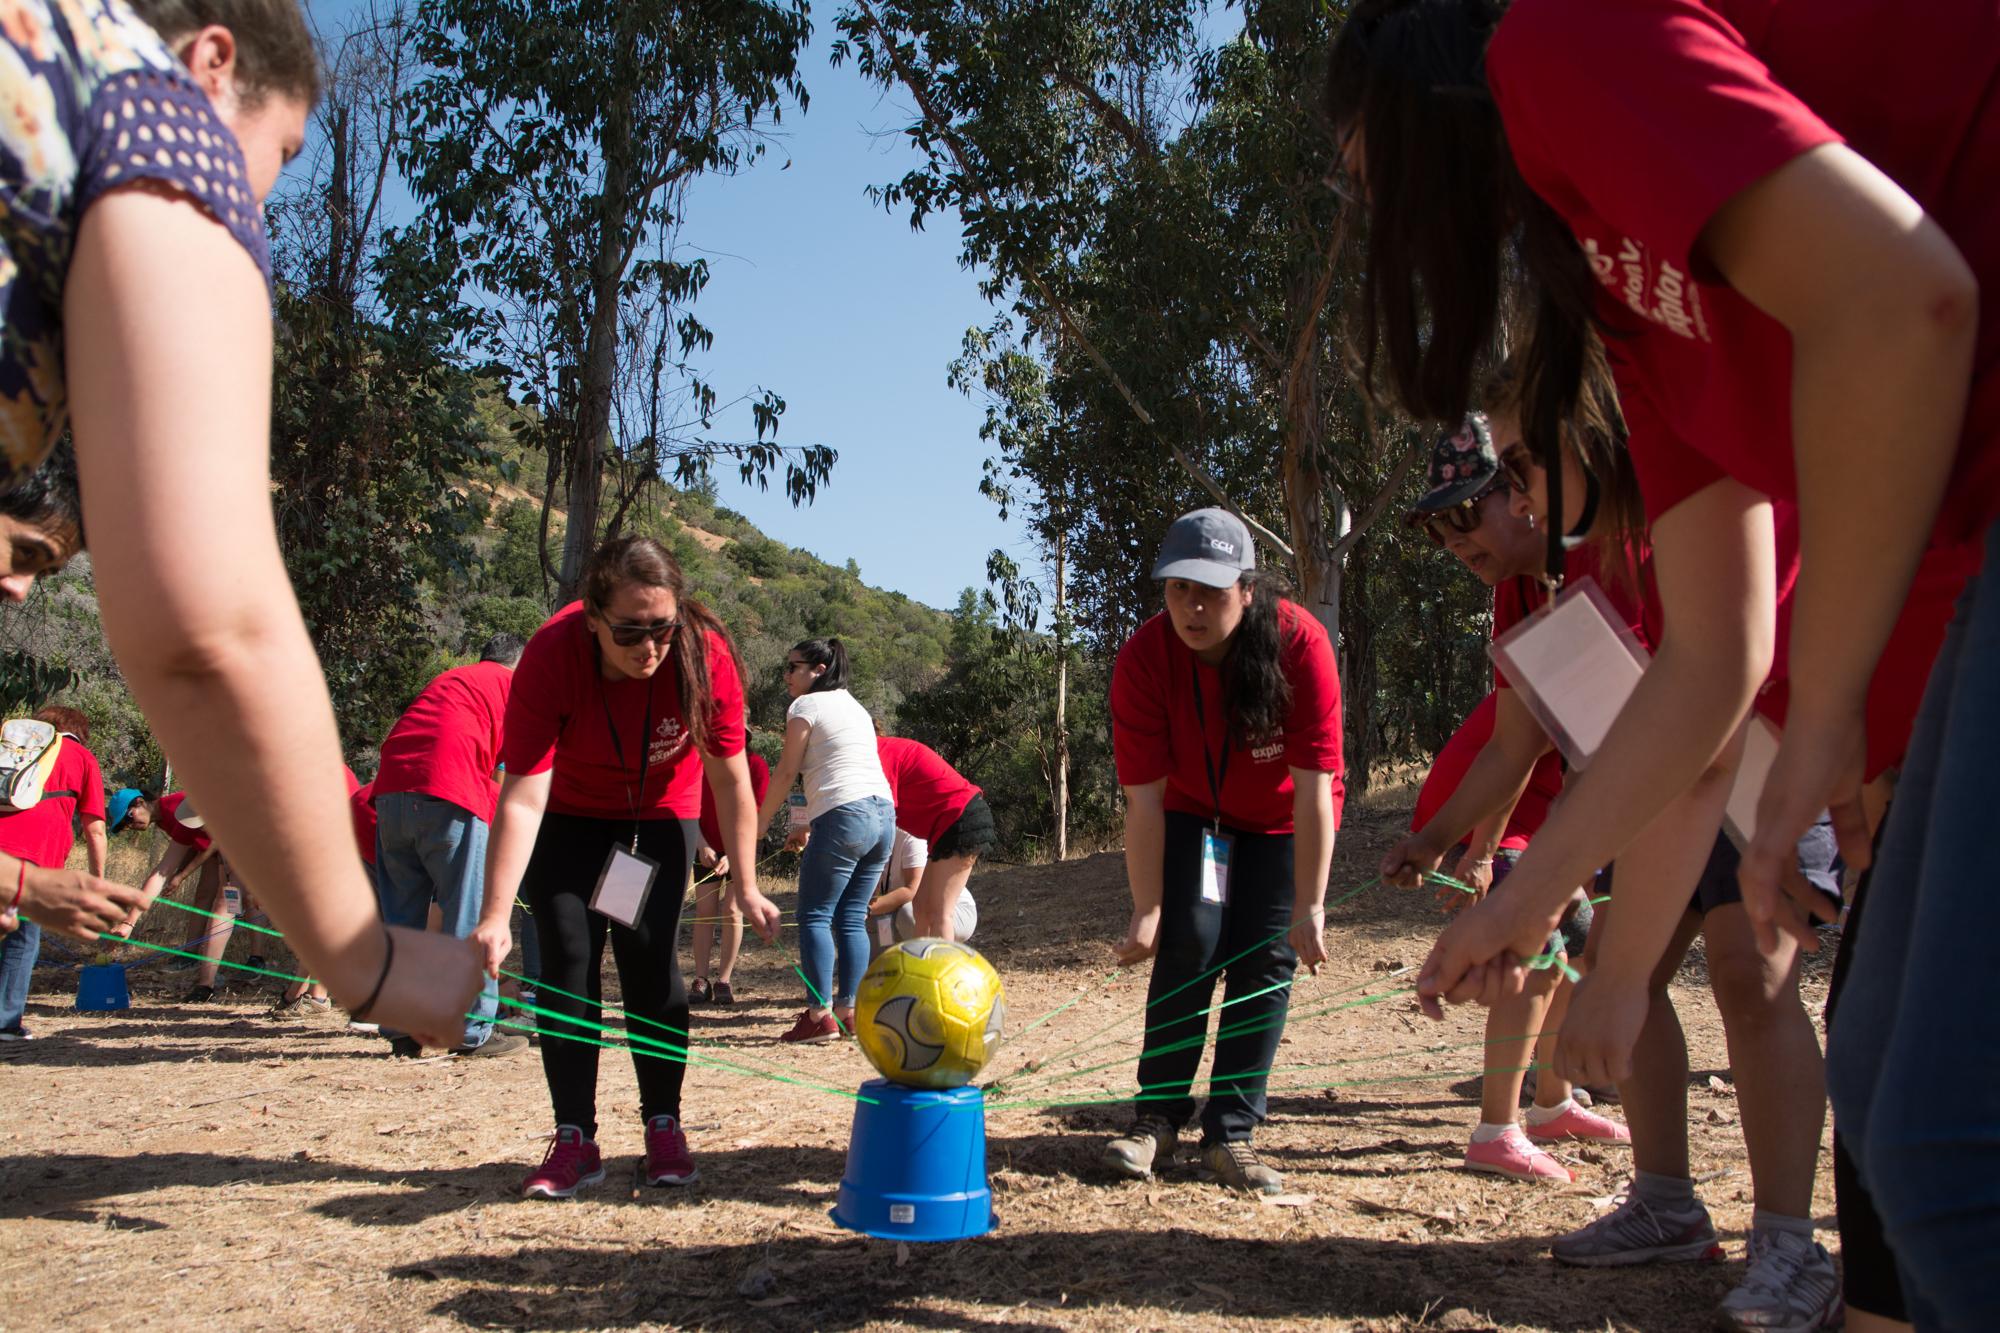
[796,795,895,1009]
[374,791,497,1047]
[0,918,40,1032]
[1826,517,1999,1331]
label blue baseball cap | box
[108,788,143,830]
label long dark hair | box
[582,535,741,753]
[790,637,850,694]
[1325,0,1607,541]
[1222,571,1293,746]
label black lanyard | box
[598,664,657,850]
[1189,657,1229,831]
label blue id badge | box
[1200,828,1233,905]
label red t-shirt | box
[1412,694,1565,852]
[157,790,211,852]
[1491,540,1663,689]
[1489,0,1999,773]
[501,602,747,820]
[350,779,378,866]
[0,737,105,869]
[876,736,982,845]
[1488,0,2000,546]
[697,752,771,853]
[1111,600,1346,835]
[373,660,512,822]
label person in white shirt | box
[757,638,895,1043]
[870,828,978,952]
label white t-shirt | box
[787,688,892,822]
[891,828,929,877]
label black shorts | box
[1450,845,1585,957]
[1597,819,1843,918]
[930,794,996,861]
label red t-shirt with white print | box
[1111,599,1345,836]
[1487,0,1997,772]
[501,602,747,820]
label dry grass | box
[0,792,1837,1331]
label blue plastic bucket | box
[830,1079,993,1242]
[76,963,130,1012]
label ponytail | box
[790,637,851,694]
[1223,571,1293,747]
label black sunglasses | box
[1416,479,1502,545]
[604,618,679,648]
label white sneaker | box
[1717,1228,1843,1332]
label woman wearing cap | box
[757,638,896,1043]
[471,535,779,1200]
[1102,508,1343,1196]
[0,1,483,1040]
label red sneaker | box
[521,1125,605,1200]
[778,1009,840,1044]
[644,1115,700,1186]
[1526,1101,1633,1146]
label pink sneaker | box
[1527,1102,1632,1146]
[644,1115,699,1187]
[521,1126,605,1200]
[1466,1126,1573,1182]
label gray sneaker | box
[1102,1116,1178,1179]
[1552,1183,1720,1267]
[454,1032,530,1059]
[1200,1140,1283,1195]
[1717,1228,1843,1332]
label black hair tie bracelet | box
[346,928,396,1023]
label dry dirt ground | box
[0,789,1837,1332]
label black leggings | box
[1135,811,1297,1145]
[522,812,696,1139]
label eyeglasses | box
[1498,443,1539,495]
[1416,480,1501,546]
[604,618,679,648]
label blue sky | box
[310,2,1041,610]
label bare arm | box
[1418,481,1775,1010]
[1702,144,1978,912]
[756,715,810,831]
[1384,687,1546,885]
[1115,780,1168,964]
[82,817,107,879]
[702,747,779,941]
[66,188,480,1042]
[1288,769,1338,974]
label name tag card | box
[1200,829,1233,906]
[1490,576,1777,850]
[590,845,659,927]
[1489,577,1650,770]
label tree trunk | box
[1053,527,1069,862]
[556,20,638,600]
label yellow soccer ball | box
[855,939,1006,1089]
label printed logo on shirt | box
[650,716,688,766]
[1580,235,1710,343]
[1249,739,1285,764]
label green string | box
[95,931,878,1105]
[989,965,1126,1058]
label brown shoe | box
[1103,1116,1179,1180]
[1201,1140,1283,1195]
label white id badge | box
[1721,712,1782,851]
[1200,829,1233,905]
[1489,576,1651,769]
[590,845,660,927]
